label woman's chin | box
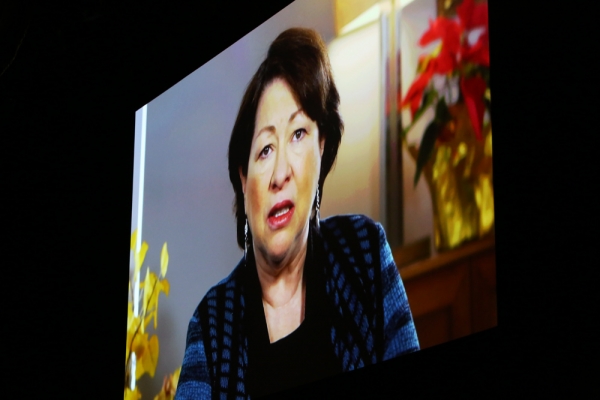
[264,234,296,265]
[265,244,290,265]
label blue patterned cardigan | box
[175,214,419,399]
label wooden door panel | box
[413,308,452,349]
[395,238,496,350]
[471,250,497,333]
[404,262,471,349]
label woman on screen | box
[175,28,419,399]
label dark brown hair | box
[228,27,344,249]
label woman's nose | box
[270,148,291,190]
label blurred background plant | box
[125,230,180,400]
[400,0,490,185]
[399,0,493,251]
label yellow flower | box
[131,229,149,283]
[125,387,141,400]
[160,242,169,278]
[153,366,182,400]
[126,231,172,396]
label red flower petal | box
[419,18,440,46]
[443,26,462,57]
[462,31,490,66]
[457,0,489,31]
[435,50,457,74]
[457,0,476,30]
[410,95,421,117]
[419,18,462,50]
[460,76,487,140]
[401,69,434,118]
[472,3,489,30]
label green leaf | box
[414,120,441,187]
[480,67,490,87]
[434,96,451,125]
[412,97,451,186]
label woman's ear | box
[239,167,247,194]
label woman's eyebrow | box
[256,108,304,137]
[289,108,303,122]
[256,125,276,137]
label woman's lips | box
[267,200,295,230]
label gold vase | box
[407,102,494,251]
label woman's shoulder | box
[317,213,400,299]
[317,214,388,269]
[194,258,246,319]
[178,260,247,399]
[319,214,385,243]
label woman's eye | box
[259,146,272,159]
[292,129,306,141]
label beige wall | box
[322,20,384,223]
[399,0,436,249]
[323,0,438,250]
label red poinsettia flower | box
[419,17,462,74]
[458,0,489,68]
[419,17,464,54]
[401,0,490,139]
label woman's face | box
[240,78,324,266]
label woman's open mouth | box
[267,200,294,229]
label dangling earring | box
[244,218,248,262]
[315,186,320,228]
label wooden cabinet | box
[395,237,497,350]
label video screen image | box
[125,0,495,398]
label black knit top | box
[244,229,342,398]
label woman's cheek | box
[246,173,264,219]
[249,155,272,181]
[248,180,261,234]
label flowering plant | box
[125,230,180,400]
[400,0,490,185]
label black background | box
[2,1,596,397]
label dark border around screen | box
[3,1,595,398]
